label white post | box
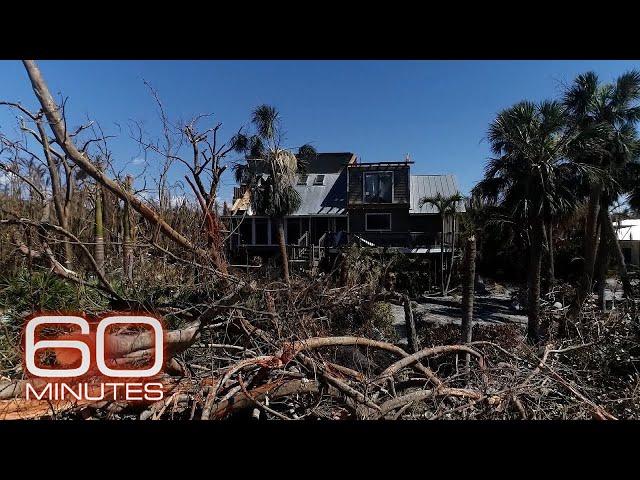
[251,218,256,245]
[267,218,272,245]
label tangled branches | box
[2,268,635,420]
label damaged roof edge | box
[230,171,465,217]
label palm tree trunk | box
[527,218,544,343]
[547,221,555,286]
[440,215,445,296]
[94,185,105,275]
[276,217,290,285]
[602,212,632,298]
[461,235,476,370]
[579,183,602,304]
[461,235,476,343]
[403,294,419,354]
[595,222,609,311]
[445,214,456,294]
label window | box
[313,174,325,186]
[297,174,309,185]
[363,172,393,203]
[254,218,268,245]
[365,213,392,231]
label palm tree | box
[461,234,476,370]
[93,161,106,276]
[419,192,463,296]
[596,155,639,301]
[564,71,640,302]
[94,183,105,275]
[473,100,577,343]
[233,105,316,285]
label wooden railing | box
[340,231,458,249]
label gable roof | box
[409,175,466,214]
[292,171,347,215]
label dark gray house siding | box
[409,215,441,233]
[347,165,410,206]
[348,208,409,233]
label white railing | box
[318,232,327,249]
[297,231,309,247]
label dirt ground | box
[390,288,528,346]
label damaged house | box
[224,152,465,263]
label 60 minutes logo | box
[23,315,166,402]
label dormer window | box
[313,174,325,186]
[363,171,393,203]
[297,174,309,185]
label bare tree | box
[129,81,243,274]
[0,102,91,267]
[21,60,207,261]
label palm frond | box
[248,136,265,158]
[563,71,599,119]
[613,70,640,107]
[230,133,250,153]
[233,163,248,184]
[251,105,279,141]
[296,143,317,174]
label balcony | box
[324,231,456,250]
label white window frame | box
[365,213,392,232]
[362,171,394,204]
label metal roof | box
[238,172,465,217]
[292,171,347,215]
[409,175,466,214]
[291,173,464,216]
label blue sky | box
[1,60,639,203]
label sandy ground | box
[390,292,527,345]
[390,275,636,344]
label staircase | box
[288,232,326,269]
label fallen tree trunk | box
[284,335,442,386]
[377,387,483,418]
[0,376,179,420]
[379,344,484,380]
[207,379,322,419]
